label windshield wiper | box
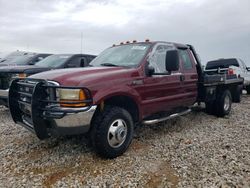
[100,63,119,67]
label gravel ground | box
[0,95,249,188]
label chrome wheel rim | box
[107,119,127,148]
[224,95,230,111]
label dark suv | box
[0,52,51,66]
[0,54,96,106]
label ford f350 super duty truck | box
[8,41,243,158]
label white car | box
[229,59,250,92]
[206,58,250,94]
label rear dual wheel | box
[205,90,232,117]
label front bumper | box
[49,105,96,135]
[0,89,9,98]
[9,78,95,139]
[0,89,8,106]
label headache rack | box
[9,78,93,139]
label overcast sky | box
[0,0,249,65]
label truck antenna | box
[80,31,83,54]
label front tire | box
[215,90,232,117]
[90,105,134,158]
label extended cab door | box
[137,43,184,117]
[178,48,198,106]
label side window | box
[30,56,45,64]
[149,45,174,73]
[179,50,193,70]
[68,57,81,67]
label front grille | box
[9,78,93,139]
[0,73,12,90]
[10,78,93,120]
[16,80,39,117]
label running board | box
[142,109,192,125]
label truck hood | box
[30,67,139,87]
[0,65,51,74]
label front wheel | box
[90,105,134,158]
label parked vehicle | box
[0,54,96,106]
[0,51,29,63]
[9,41,243,158]
[0,52,51,66]
[0,52,6,60]
[205,58,250,96]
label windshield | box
[1,55,35,65]
[0,51,28,63]
[36,55,71,68]
[90,43,151,67]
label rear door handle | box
[180,75,185,82]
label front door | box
[136,43,184,118]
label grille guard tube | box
[9,78,94,139]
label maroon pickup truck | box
[9,41,243,158]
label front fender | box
[93,86,142,118]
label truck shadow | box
[134,106,205,139]
[34,106,207,156]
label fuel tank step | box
[142,109,191,125]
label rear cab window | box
[179,49,193,70]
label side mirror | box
[80,58,87,67]
[247,67,250,71]
[28,62,35,65]
[38,57,44,61]
[165,50,179,72]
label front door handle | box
[180,75,185,82]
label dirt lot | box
[0,95,249,187]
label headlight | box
[12,73,27,78]
[58,88,87,107]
